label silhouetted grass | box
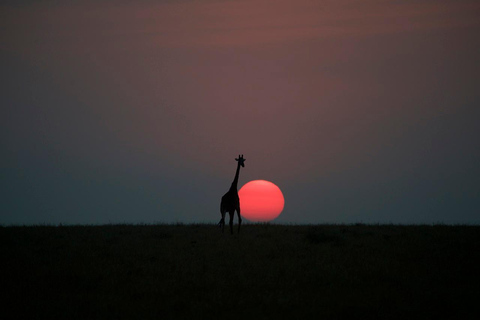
[1,223,479,319]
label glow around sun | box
[238,180,285,222]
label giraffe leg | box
[221,210,227,233]
[229,211,234,235]
[218,217,225,233]
[236,206,242,233]
[219,203,226,233]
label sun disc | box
[239,180,284,222]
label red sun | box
[239,180,285,222]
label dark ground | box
[1,224,479,319]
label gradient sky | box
[2,0,479,225]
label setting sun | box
[239,180,285,222]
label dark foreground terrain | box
[2,224,479,319]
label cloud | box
[2,0,479,54]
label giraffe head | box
[235,154,246,167]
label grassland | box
[2,224,479,319]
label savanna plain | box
[2,223,479,319]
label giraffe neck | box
[230,162,241,191]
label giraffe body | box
[219,155,245,234]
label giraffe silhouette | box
[219,155,245,234]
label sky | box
[1,0,479,225]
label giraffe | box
[219,155,245,234]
